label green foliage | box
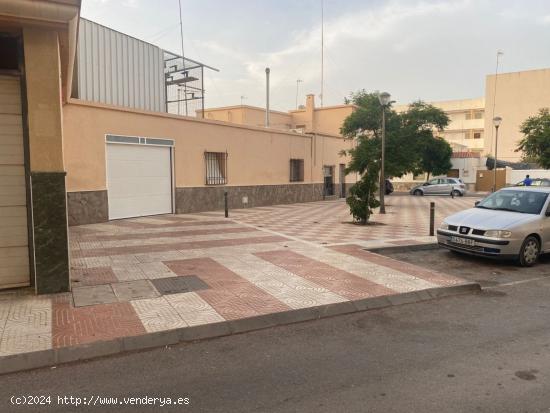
[346,170,380,224]
[517,108,550,169]
[341,91,451,178]
[340,91,451,222]
[418,136,453,180]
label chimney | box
[306,94,315,131]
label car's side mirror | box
[546,210,550,217]
[475,201,481,206]
[423,183,429,186]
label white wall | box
[508,169,550,184]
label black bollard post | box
[429,202,435,236]
[224,191,229,218]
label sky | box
[81,0,550,111]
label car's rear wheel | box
[517,235,540,267]
[413,189,423,196]
[452,189,461,197]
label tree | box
[341,91,449,223]
[516,108,550,169]
[418,136,453,180]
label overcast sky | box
[81,0,550,111]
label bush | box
[346,171,380,224]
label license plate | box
[450,236,475,246]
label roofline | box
[80,17,219,72]
[199,105,291,116]
[487,67,550,78]
[288,103,357,113]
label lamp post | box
[378,92,391,214]
[492,116,502,192]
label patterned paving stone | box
[131,297,187,333]
[52,298,146,348]
[71,267,118,286]
[150,276,210,295]
[256,250,395,300]
[111,280,160,301]
[72,285,118,307]
[164,292,224,326]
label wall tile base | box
[67,190,108,226]
[175,183,326,214]
[31,172,70,294]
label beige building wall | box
[485,68,550,163]
[200,94,356,137]
[63,99,354,192]
[198,105,292,130]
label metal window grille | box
[205,152,227,185]
[290,159,304,182]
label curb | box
[0,282,481,376]
[366,243,439,254]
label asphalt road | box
[2,255,550,413]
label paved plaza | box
[0,196,477,367]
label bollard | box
[429,202,435,236]
[224,191,229,218]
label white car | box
[437,187,550,266]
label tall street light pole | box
[492,116,502,192]
[378,92,391,214]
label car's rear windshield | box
[476,190,549,214]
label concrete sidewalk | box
[0,201,479,374]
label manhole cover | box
[151,275,210,295]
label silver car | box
[410,177,466,197]
[437,187,550,266]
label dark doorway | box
[339,164,346,198]
[0,35,19,71]
[323,165,334,197]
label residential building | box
[0,0,81,293]
[485,68,550,163]
[0,2,354,293]
[199,94,356,136]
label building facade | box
[0,0,80,293]
[199,94,356,136]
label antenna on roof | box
[320,0,324,107]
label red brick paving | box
[164,258,290,319]
[329,244,463,286]
[52,295,146,348]
[255,250,395,300]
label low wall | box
[67,183,341,225]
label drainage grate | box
[151,276,210,295]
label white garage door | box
[0,75,30,289]
[106,143,173,220]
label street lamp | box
[378,92,391,214]
[492,116,502,192]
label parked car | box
[437,187,550,266]
[410,177,466,197]
[385,179,394,195]
[513,178,550,187]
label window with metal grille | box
[473,132,482,139]
[290,159,304,182]
[205,152,227,185]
